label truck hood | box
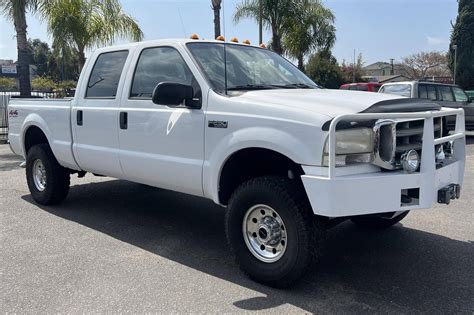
[232,89,406,119]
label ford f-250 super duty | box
[8,38,466,287]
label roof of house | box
[362,62,392,70]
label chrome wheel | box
[33,159,47,191]
[242,204,287,263]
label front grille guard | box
[326,108,465,179]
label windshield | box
[379,84,411,97]
[187,42,318,93]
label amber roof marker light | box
[190,34,199,40]
[230,37,239,43]
[242,39,251,45]
[259,43,266,48]
[216,35,225,41]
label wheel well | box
[24,126,49,154]
[218,148,304,205]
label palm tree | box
[41,0,143,70]
[283,0,335,71]
[234,0,297,55]
[211,0,221,39]
[0,0,37,97]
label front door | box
[118,46,205,196]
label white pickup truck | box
[8,38,466,287]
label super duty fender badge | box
[9,109,18,118]
[208,120,228,128]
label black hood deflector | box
[322,99,441,130]
[361,98,441,113]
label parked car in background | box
[340,82,382,92]
[379,81,474,132]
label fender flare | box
[203,126,315,204]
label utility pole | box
[259,0,263,44]
[353,49,356,83]
[452,44,457,84]
[390,58,395,75]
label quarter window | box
[130,47,196,98]
[86,50,129,98]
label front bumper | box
[302,108,466,217]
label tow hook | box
[437,184,461,205]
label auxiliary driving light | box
[401,149,420,173]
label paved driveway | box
[1,138,473,313]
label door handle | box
[77,110,83,126]
[119,112,128,129]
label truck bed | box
[8,98,80,170]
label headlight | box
[325,128,374,155]
[323,128,374,166]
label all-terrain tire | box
[225,176,326,288]
[26,144,70,205]
[351,211,409,229]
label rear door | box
[72,50,131,177]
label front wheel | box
[225,176,325,288]
[26,144,70,205]
[351,211,409,229]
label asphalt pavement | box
[1,137,473,313]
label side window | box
[86,51,129,98]
[358,85,369,91]
[418,85,428,99]
[452,87,469,103]
[426,85,437,101]
[131,47,197,98]
[438,86,454,101]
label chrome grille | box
[373,118,442,170]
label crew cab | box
[8,38,466,287]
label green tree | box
[283,0,335,71]
[0,0,38,97]
[449,0,474,89]
[340,54,365,83]
[234,0,297,55]
[41,0,143,70]
[305,51,343,89]
[28,38,52,77]
[211,0,222,39]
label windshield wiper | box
[227,84,280,91]
[274,83,318,89]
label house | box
[362,74,412,84]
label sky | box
[0,0,458,66]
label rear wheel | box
[351,211,409,229]
[226,176,325,288]
[26,144,70,205]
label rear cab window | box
[86,50,129,98]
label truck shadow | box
[22,180,473,313]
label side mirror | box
[152,82,200,108]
